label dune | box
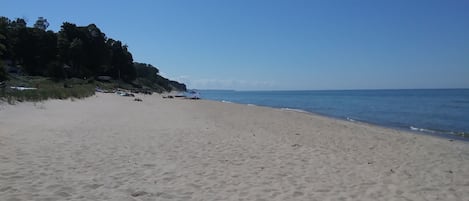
[0,93,468,201]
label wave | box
[410,126,436,133]
[221,100,233,103]
[247,104,256,106]
[280,108,310,113]
[409,126,469,138]
[346,117,356,122]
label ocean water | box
[199,89,469,139]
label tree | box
[7,24,58,76]
[135,62,159,79]
[33,17,49,30]
[57,22,114,78]
[0,15,186,91]
[83,24,111,75]
[0,17,10,50]
[11,18,26,29]
[107,39,135,81]
[0,17,11,81]
[133,62,186,91]
[0,32,7,81]
[0,17,8,60]
[57,22,77,66]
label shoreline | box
[278,107,469,142]
[206,98,469,141]
[221,99,469,142]
[3,94,467,141]
[1,93,468,200]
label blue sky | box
[2,0,468,90]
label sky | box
[1,0,468,90]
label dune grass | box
[0,76,95,104]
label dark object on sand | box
[174,92,186,98]
[131,89,153,95]
[291,144,301,147]
[134,98,142,102]
[131,191,148,197]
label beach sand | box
[1,93,468,201]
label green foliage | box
[57,23,115,79]
[0,76,95,103]
[107,39,136,81]
[0,16,186,98]
[33,17,49,30]
[134,62,186,91]
[0,31,7,81]
[135,62,159,76]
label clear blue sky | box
[2,0,468,90]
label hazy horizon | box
[2,0,468,90]
[194,87,469,91]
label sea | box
[198,89,469,140]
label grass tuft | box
[0,76,95,104]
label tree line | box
[0,16,186,91]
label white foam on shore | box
[346,117,356,122]
[410,126,435,133]
[247,104,256,106]
[280,108,309,113]
[221,100,233,103]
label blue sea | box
[198,89,469,140]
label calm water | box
[199,89,469,139]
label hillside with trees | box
[0,16,186,93]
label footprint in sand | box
[1,171,18,177]
[83,183,103,190]
[131,191,149,197]
[293,191,304,197]
[0,186,12,193]
[54,186,74,197]
[54,191,71,197]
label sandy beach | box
[0,93,468,201]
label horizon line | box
[190,87,469,92]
